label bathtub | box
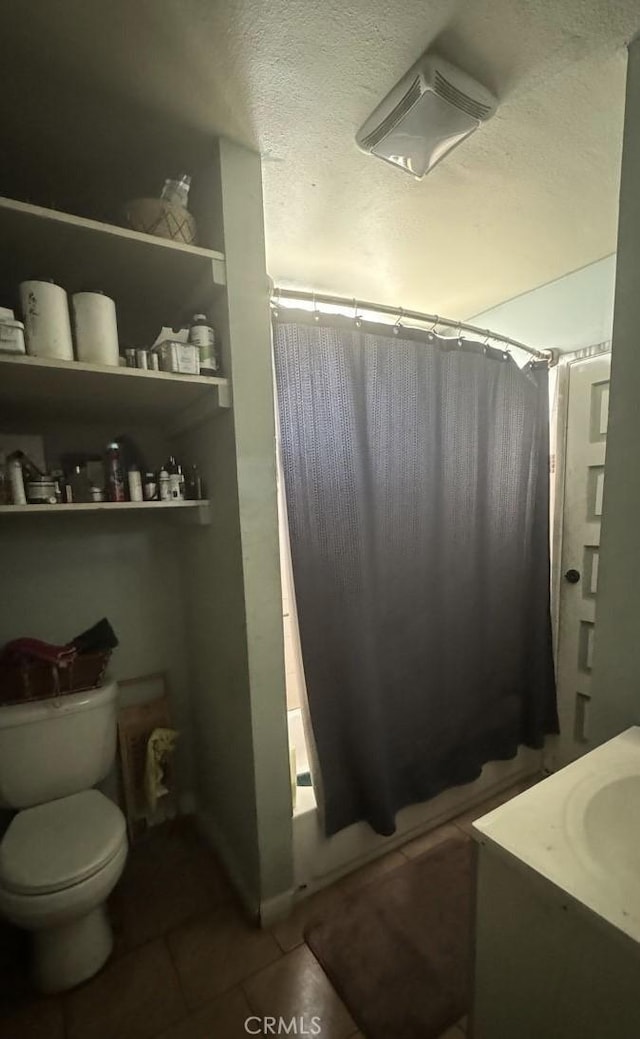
[288,698,541,892]
[287,708,317,819]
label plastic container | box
[26,477,58,505]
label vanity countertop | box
[472,727,640,945]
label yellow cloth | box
[144,727,178,813]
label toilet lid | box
[0,790,127,895]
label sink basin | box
[584,775,640,882]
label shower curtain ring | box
[393,308,404,335]
[312,292,320,322]
[427,314,439,341]
[353,299,362,329]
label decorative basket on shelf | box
[124,198,198,245]
[0,650,111,707]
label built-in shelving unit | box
[0,353,231,431]
[0,135,292,914]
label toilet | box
[0,680,128,993]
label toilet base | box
[33,904,113,993]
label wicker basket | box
[124,198,198,245]
[0,651,111,707]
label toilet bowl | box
[0,789,127,993]
[0,682,128,993]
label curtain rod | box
[272,287,553,363]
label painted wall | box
[221,140,293,908]
[591,38,640,743]
[470,254,616,354]
[0,420,194,799]
[181,139,293,913]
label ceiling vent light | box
[356,54,498,179]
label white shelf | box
[0,500,211,524]
[0,194,225,286]
[0,195,226,341]
[0,353,231,430]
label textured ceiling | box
[4,1,640,320]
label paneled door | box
[554,354,611,767]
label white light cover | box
[371,92,479,178]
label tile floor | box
[0,777,538,1039]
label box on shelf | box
[0,307,26,356]
[152,340,200,375]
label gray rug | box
[305,835,474,1039]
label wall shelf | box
[0,500,211,524]
[0,353,231,430]
[0,195,226,341]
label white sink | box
[472,727,640,944]
[583,774,640,882]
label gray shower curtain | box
[274,314,558,837]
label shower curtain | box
[274,313,558,837]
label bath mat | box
[304,835,473,1039]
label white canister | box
[72,291,120,366]
[19,280,74,361]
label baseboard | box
[259,888,295,928]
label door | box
[553,354,611,768]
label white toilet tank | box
[0,680,119,809]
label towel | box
[144,727,178,813]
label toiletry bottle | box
[189,314,218,374]
[158,468,171,502]
[143,472,157,501]
[8,454,26,505]
[176,464,186,501]
[166,456,182,500]
[51,469,64,504]
[128,465,143,502]
[69,464,92,503]
[105,442,126,502]
[186,463,203,500]
[0,454,9,505]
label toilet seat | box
[0,790,126,896]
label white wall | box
[471,254,616,353]
[591,38,640,744]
